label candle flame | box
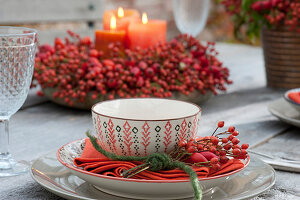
[110,15,117,30]
[117,7,124,18]
[142,12,148,24]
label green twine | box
[86,131,202,200]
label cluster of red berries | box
[222,0,300,32]
[33,31,231,106]
[173,121,249,171]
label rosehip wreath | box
[33,31,232,107]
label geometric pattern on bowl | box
[92,114,201,156]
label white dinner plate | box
[30,150,275,200]
[268,98,300,128]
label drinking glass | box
[173,0,210,37]
[0,26,37,176]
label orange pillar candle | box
[128,13,167,49]
[95,15,126,57]
[103,7,140,47]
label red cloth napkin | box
[288,92,300,104]
[74,138,244,180]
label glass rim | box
[0,26,37,37]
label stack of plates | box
[30,139,276,200]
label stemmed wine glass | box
[173,0,210,37]
[0,26,37,176]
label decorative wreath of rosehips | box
[221,0,300,39]
[33,31,232,106]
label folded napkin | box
[288,92,300,104]
[74,138,244,180]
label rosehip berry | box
[233,144,241,149]
[89,49,98,58]
[187,146,196,153]
[186,140,195,149]
[232,131,239,136]
[36,91,44,97]
[209,146,217,153]
[130,67,141,77]
[197,143,204,151]
[219,150,226,156]
[210,157,219,165]
[228,135,234,141]
[241,149,247,155]
[224,144,232,150]
[228,126,235,133]
[232,138,240,145]
[232,148,241,155]
[222,138,228,143]
[220,156,229,164]
[218,121,224,128]
[241,144,249,149]
[178,140,187,148]
[211,136,219,145]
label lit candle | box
[103,7,140,48]
[128,13,167,49]
[95,15,126,56]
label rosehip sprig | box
[173,121,249,170]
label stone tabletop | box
[1,43,299,200]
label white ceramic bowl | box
[91,98,201,156]
[284,88,300,113]
[57,139,250,200]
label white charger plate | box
[30,150,275,200]
[268,98,300,128]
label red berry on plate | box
[197,143,204,151]
[241,143,249,149]
[232,131,239,136]
[232,138,240,145]
[222,138,228,144]
[210,157,219,165]
[228,135,234,141]
[228,126,235,133]
[187,146,196,153]
[211,136,219,145]
[209,146,217,153]
[218,121,224,128]
[224,144,232,150]
[241,149,247,155]
[219,150,226,156]
[220,156,229,164]
[232,148,241,155]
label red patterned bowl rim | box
[57,139,251,183]
[91,98,202,121]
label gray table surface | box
[1,43,300,200]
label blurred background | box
[0,0,236,44]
